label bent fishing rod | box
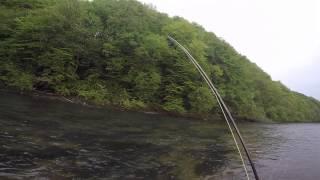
[168,35,260,180]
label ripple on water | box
[2,92,320,180]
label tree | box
[188,87,217,113]
[0,0,319,121]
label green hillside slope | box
[1,0,320,122]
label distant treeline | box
[1,0,320,122]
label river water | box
[0,91,320,180]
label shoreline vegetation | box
[2,88,318,123]
[0,88,226,122]
[1,0,320,122]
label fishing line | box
[168,36,249,180]
[185,49,250,179]
[180,42,250,180]
[168,35,259,180]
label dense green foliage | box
[1,0,320,122]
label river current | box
[0,91,319,179]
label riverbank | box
[3,88,317,123]
[0,88,227,122]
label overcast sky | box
[137,0,320,100]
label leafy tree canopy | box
[1,0,319,122]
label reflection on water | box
[0,91,320,180]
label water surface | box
[0,91,320,179]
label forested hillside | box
[1,0,320,122]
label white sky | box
[137,0,320,100]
